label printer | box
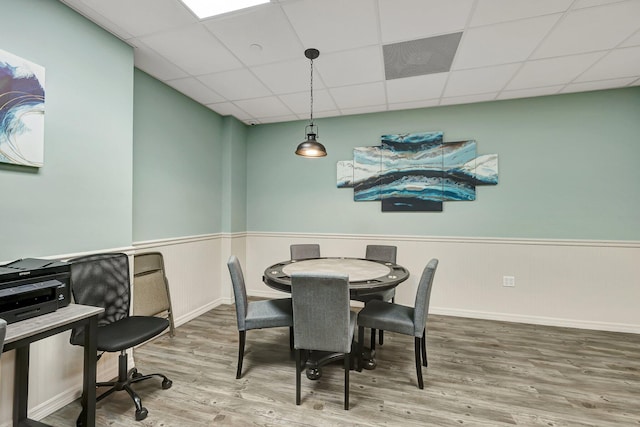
[0,258,71,324]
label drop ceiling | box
[59,0,640,125]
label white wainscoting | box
[244,232,640,334]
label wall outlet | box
[503,276,516,287]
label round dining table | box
[263,257,409,297]
[263,257,410,379]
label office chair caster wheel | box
[135,407,148,421]
[131,368,143,379]
[162,378,173,389]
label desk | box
[263,258,409,378]
[3,304,104,427]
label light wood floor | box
[43,302,640,426]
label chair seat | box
[244,298,293,330]
[71,316,169,352]
[357,299,416,337]
[353,288,395,303]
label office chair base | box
[93,354,172,421]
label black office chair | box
[353,245,397,345]
[290,244,320,260]
[357,258,438,389]
[69,253,172,421]
[291,272,356,410]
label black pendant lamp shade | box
[296,48,327,158]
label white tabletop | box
[282,258,391,282]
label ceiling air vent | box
[383,32,463,80]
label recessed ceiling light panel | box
[181,0,270,19]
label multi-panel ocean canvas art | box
[0,49,45,167]
[337,131,498,212]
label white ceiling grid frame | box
[57,0,640,125]
[531,1,640,59]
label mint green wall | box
[220,117,248,233]
[133,70,242,240]
[0,0,134,260]
[246,87,640,240]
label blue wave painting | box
[0,49,45,167]
[337,131,498,212]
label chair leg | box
[123,384,148,421]
[414,337,424,389]
[344,352,350,410]
[357,326,364,372]
[236,331,246,379]
[379,330,384,345]
[370,328,376,352]
[295,349,302,405]
[421,329,427,367]
[289,327,294,351]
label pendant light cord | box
[309,56,314,127]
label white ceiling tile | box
[470,0,571,27]
[379,0,474,43]
[340,105,388,116]
[206,102,251,120]
[444,64,521,97]
[279,90,337,116]
[165,77,226,104]
[453,15,561,69]
[252,58,319,95]
[440,93,497,106]
[72,0,196,37]
[620,30,640,47]
[496,85,564,100]
[309,110,341,120]
[386,73,448,103]
[561,77,638,94]
[532,1,640,58]
[234,96,294,118]
[316,46,384,87]
[204,5,302,66]
[198,68,272,100]
[576,46,640,82]
[255,114,300,124]
[282,0,379,53]
[506,52,605,90]
[388,99,440,111]
[133,46,189,81]
[139,24,242,75]
[330,82,386,110]
[572,0,623,8]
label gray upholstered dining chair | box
[290,244,321,260]
[357,258,438,389]
[227,255,294,379]
[353,245,398,345]
[291,272,356,410]
[0,318,6,359]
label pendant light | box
[295,48,327,158]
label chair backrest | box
[133,252,171,317]
[412,258,439,337]
[0,318,6,358]
[68,253,131,343]
[227,255,249,331]
[290,244,320,261]
[291,272,351,353]
[365,245,397,264]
